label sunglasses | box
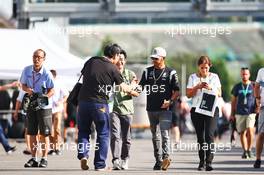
[241,67,249,70]
[33,55,45,60]
[151,57,159,61]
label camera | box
[22,93,49,112]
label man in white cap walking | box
[138,47,180,170]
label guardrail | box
[207,0,264,11]
[23,0,195,18]
[18,0,264,19]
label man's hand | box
[230,115,236,122]
[161,99,170,109]
[64,112,68,120]
[12,112,18,122]
[10,81,19,87]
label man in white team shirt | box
[48,70,68,155]
[254,68,264,168]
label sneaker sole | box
[161,159,171,171]
[24,163,39,168]
[81,159,89,170]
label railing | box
[22,0,194,18]
[16,0,264,20]
[207,0,264,11]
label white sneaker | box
[113,159,121,170]
[121,159,128,170]
[80,157,89,170]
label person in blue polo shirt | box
[20,49,54,168]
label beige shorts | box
[235,114,256,133]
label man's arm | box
[13,100,22,122]
[46,88,54,98]
[161,90,180,109]
[255,82,261,113]
[0,81,18,91]
[230,95,237,121]
[22,84,34,95]
[128,73,140,97]
[161,71,180,109]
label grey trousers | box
[110,112,132,162]
[148,111,172,162]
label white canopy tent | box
[0,29,85,89]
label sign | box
[195,89,217,117]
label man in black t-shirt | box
[139,47,180,171]
[77,43,135,171]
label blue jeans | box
[77,101,110,169]
[0,124,11,152]
[148,111,172,162]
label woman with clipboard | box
[186,56,222,171]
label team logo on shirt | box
[161,72,167,80]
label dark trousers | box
[191,108,218,163]
[77,101,110,169]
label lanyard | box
[32,71,41,90]
[241,83,249,97]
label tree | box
[210,59,232,101]
[249,54,264,82]
[166,53,198,95]
[97,35,114,56]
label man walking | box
[139,47,180,171]
[253,67,264,168]
[110,49,139,170]
[231,67,256,159]
[77,43,135,171]
[0,81,18,154]
[49,69,68,156]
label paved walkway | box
[0,132,263,175]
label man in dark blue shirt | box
[231,67,257,159]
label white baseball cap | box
[150,47,167,59]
